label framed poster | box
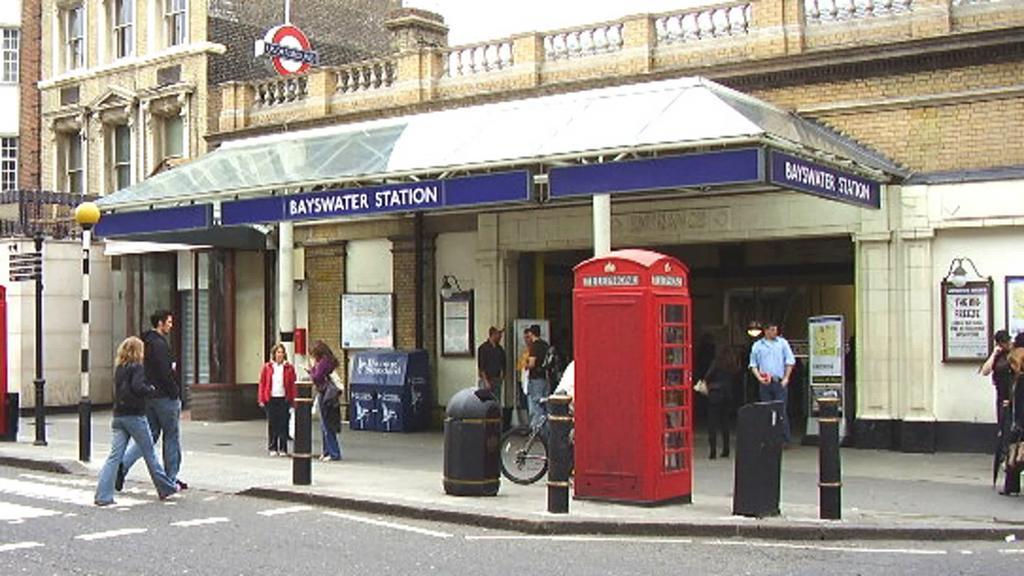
[441,290,473,357]
[1005,276,1024,336]
[806,315,846,438]
[941,280,993,362]
[341,293,394,349]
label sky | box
[404,0,703,46]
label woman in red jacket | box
[258,343,297,456]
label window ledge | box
[40,41,226,89]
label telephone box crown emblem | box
[604,262,617,273]
[664,263,673,272]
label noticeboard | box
[941,280,993,362]
[441,290,473,357]
[1005,276,1024,336]
[341,293,394,350]
[806,315,846,439]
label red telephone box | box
[573,249,693,504]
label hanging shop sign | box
[221,170,530,226]
[768,151,881,209]
[941,280,993,362]
[255,24,320,76]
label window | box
[1,29,18,83]
[1,137,16,191]
[113,0,134,59]
[162,115,183,160]
[112,124,131,190]
[165,0,187,47]
[61,132,83,194]
[63,5,84,71]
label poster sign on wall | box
[941,281,993,362]
[1005,276,1024,337]
[341,293,394,349]
[441,291,473,357]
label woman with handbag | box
[703,347,738,460]
[258,343,297,456]
[308,340,343,461]
[1002,346,1024,495]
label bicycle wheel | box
[499,426,548,485]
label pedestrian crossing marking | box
[75,528,148,541]
[0,478,146,507]
[0,541,44,552]
[170,517,229,527]
[0,502,61,522]
[258,505,312,516]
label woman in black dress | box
[704,347,738,459]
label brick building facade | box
[96,0,1024,451]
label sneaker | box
[176,479,189,491]
[269,450,279,457]
[95,499,115,507]
[114,463,125,492]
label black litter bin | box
[733,401,785,518]
[2,392,18,442]
[443,388,501,496]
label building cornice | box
[38,41,226,91]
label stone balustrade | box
[543,22,625,61]
[217,0,1024,134]
[655,3,753,44]
[444,40,515,77]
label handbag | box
[694,379,708,396]
[1007,442,1024,469]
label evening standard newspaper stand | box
[573,249,693,504]
[349,350,430,432]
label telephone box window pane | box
[664,431,684,449]
[664,325,683,344]
[664,347,682,366]
[663,304,683,323]
[663,388,683,407]
[664,410,684,429]
[664,368,683,387]
[664,452,683,471]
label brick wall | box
[17,0,41,189]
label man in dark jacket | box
[117,310,188,492]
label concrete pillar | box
[593,194,611,257]
[278,221,295,358]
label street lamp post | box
[32,232,46,446]
[74,202,100,462]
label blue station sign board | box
[768,150,881,209]
[221,170,530,226]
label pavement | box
[1,410,1023,541]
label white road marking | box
[466,535,693,544]
[0,501,61,522]
[0,541,44,552]
[75,528,148,541]
[323,511,453,539]
[171,517,230,528]
[999,549,1024,555]
[0,478,146,507]
[708,540,948,556]
[258,505,313,517]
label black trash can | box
[2,392,18,442]
[443,388,501,496]
[733,400,785,518]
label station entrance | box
[515,235,856,440]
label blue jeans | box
[95,415,176,504]
[758,378,791,443]
[320,414,342,460]
[123,397,181,483]
[526,377,548,431]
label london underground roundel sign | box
[255,24,320,76]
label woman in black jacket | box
[704,347,739,459]
[94,337,178,506]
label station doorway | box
[516,236,856,440]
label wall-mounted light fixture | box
[440,274,463,300]
[945,257,984,288]
[746,320,763,339]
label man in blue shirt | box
[749,321,796,443]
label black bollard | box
[292,383,313,486]
[546,395,572,514]
[78,399,91,461]
[817,396,841,520]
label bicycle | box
[499,413,549,485]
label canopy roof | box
[99,77,904,211]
